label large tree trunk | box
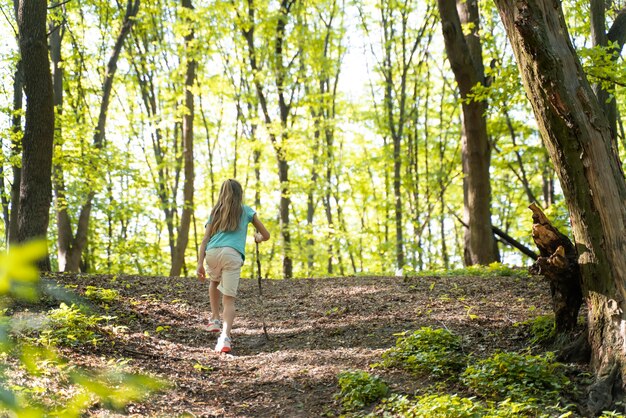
[16,0,55,270]
[437,0,499,266]
[494,0,626,413]
[169,0,195,277]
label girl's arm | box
[252,214,270,242]
[197,223,211,280]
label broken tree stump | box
[528,202,583,333]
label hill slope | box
[14,272,584,416]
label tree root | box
[588,363,625,416]
[556,328,591,364]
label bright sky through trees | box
[3,0,622,278]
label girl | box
[197,179,270,353]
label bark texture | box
[528,203,582,333]
[437,0,499,266]
[494,0,626,413]
[16,0,55,270]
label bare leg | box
[209,281,221,320]
[222,294,236,338]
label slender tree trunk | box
[57,0,139,272]
[49,7,70,271]
[590,2,626,141]
[495,0,626,412]
[16,0,55,271]
[438,0,499,266]
[241,0,295,278]
[8,59,23,244]
[542,153,555,206]
[306,144,318,274]
[170,0,195,277]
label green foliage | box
[84,286,120,306]
[375,393,487,418]
[515,315,556,346]
[413,263,530,279]
[542,201,572,237]
[0,241,162,416]
[0,241,47,300]
[600,411,626,418]
[461,351,569,402]
[374,393,569,418]
[0,0,585,277]
[36,303,113,347]
[578,43,626,95]
[379,327,465,377]
[336,370,389,411]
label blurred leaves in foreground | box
[0,241,163,417]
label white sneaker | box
[207,319,221,333]
[215,335,232,353]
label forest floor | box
[8,272,591,417]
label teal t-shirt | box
[206,205,256,260]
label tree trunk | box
[542,153,555,206]
[56,0,139,272]
[278,157,292,278]
[49,7,71,272]
[241,0,295,279]
[16,0,55,270]
[437,0,499,266]
[494,0,626,413]
[169,0,195,277]
[590,2,626,141]
[8,58,23,244]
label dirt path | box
[48,273,554,417]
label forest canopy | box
[0,0,624,278]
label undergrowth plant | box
[374,393,487,418]
[336,370,389,411]
[410,262,530,279]
[515,315,556,346]
[378,327,465,377]
[84,286,120,306]
[0,241,163,416]
[36,303,114,347]
[461,351,570,403]
[373,394,568,417]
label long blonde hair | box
[209,179,243,235]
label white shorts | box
[205,247,244,297]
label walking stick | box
[256,236,270,340]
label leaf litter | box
[7,272,586,417]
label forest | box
[0,0,626,415]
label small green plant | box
[414,262,529,279]
[461,351,569,402]
[379,327,465,377]
[336,370,389,411]
[37,303,113,347]
[600,411,626,418]
[374,394,568,417]
[375,393,486,418]
[84,286,119,304]
[516,315,556,346]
